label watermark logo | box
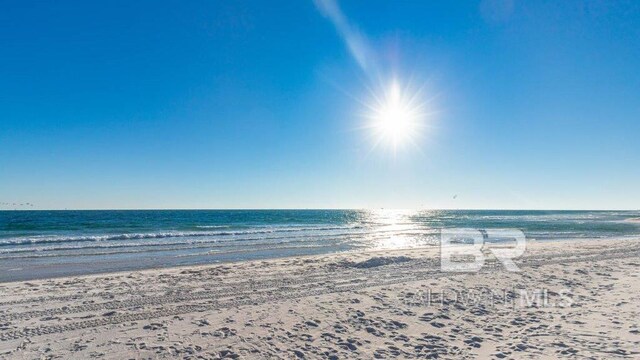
[400,287,574,309]
[440,228,526,272]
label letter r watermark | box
[440,228,526,272]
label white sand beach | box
[1,239,639,359]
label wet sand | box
[1,239,639,359]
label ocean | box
[1,209,639,282]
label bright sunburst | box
[365,80,427,152]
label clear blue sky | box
[1,0,639,210]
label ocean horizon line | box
[1,207,639,212]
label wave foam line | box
[0,225,367,247]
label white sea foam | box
[0,225,366,247]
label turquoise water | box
[1,210,639,281]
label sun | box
[367,80,425,150]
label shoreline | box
[1,238,639,358]
[1,236,639,284]
[3,209,640,284]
